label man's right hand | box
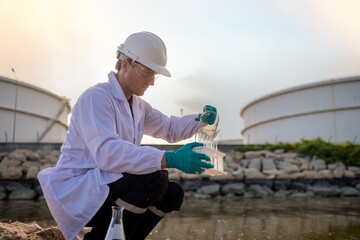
[165,142,213,174]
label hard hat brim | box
[118,44,171,77]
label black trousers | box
[84,170,184,239]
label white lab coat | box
[37,72,200,240]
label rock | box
[248,184,270,198]
[1,166,23,179]
[341,186,360,196]
[265,152,277,159]
[8,151,27,162]
[289,192,314,198]
[244,191,255,198]
[230,167,244,179]
[24,151,41,161]
[263,169,283,176]
[193,193,211,199]
[328,162,346,170]
[333,167,344,178]
[319,170,334,179]
[348,166,360,176]
[262,158,277,171]
[8,187,37,200]
[245,151,267,159]
[1,157,22,167]
[274,189,291,198]
[22,161,42,172]
[181,173,201,180]
[277,152,298,160]
[248,158,262,171]
[299,158,313,171]
[277,172,305,179]
[199,184,220,195]
[284,158,301,166]
[182,180,202,191]
[290,182,307,191]
[40,163,55,171]
[221,183,245,195]
[274,149,285,154]
[0,221,65,240]
[307,185,341,197]
[311,159,327,171]
[244,168,266,179]
[344,170,355,178]
[303,171,322,179]
[233,151,244,162]
[209,174,234,181]
[240,159,251,168]
[356,183,360,191]
[277,162,300,174]
[26,166,40,179]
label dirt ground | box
[0,221,64,240]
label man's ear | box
[121,59,130,72]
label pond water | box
[1,197,360,240]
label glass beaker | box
[198,109,219,139]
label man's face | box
[124,60,158,97]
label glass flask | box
[105,206,125,240]
[198,109,219,139]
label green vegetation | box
[237,138,360,167]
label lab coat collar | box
[108,71,127,102]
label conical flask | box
[105,206,125,240]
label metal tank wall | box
[0,76,71,143]
[240,76,360,144]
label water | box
[1,198,360,240]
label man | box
[38,31,215,240]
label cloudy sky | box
[1,0,359,143]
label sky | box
[1,0,360,144]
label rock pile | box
[0,148,359,200]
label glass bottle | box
[105,206,125,240]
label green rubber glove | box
[195,105,217,125]
[165,142,214,174]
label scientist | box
[38,31,215,240]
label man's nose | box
[148,78,155,86]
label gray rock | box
[348,166,360,176]
[248,185,270,198]
[248,158,262,171]
[262,169,283,176]
[193,193,211,199]
[284,158,301,166]
[274,149,285,154]
[274,189,291,198]
[24,151,41,162]
[303,171,322,179]
[319,170,334,179]
[289,191,314,198]
[262,158,277,171]
[277,152,298,160]
[311,159,327,171]
[277,162,300,174]
[221,183,245,195]
[262,185,274,196]
[245,151,268,158]
[1,167,23,179]
[307,185,341,197]
[265,152,277,159]
[8,187,36,200]
[5,182,24,192]
[356,183,360,191]
[183,180,202,191]
[341,186,360,196]
[333,167,344,178]
[8,151,27,162]
[1,157,22,167]
[328,162,346,170]
[230,168,244,179]
[26,166,40,179]
[299,158,313,171]
[244,191,255,198]
[344,170,355,178]
[244,168,266,179]
[241,159,251,168]
[199,184,220,195]
[290,182,307,191]
[0,191,7,200]
[233,152,244,163]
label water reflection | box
[1,198,360,239]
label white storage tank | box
[0,76,71,143]
[241,76,360,144]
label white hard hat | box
[118,32,171,77]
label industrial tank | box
[240,76,360,144]
[0,76,71,143]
